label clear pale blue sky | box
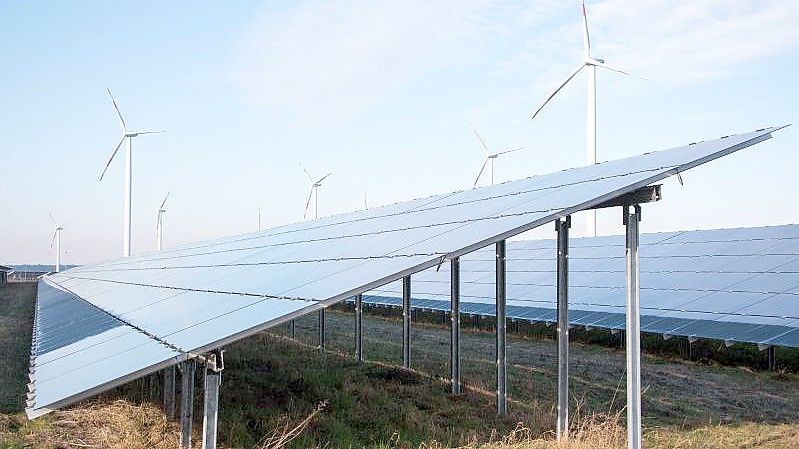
[1,0,797,266]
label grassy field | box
[2,284,799,448]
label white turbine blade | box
[302,166,314,184]
[473,158,489,188]
[582,1,591,58]
[49,212,56,227]
[593,60,649,80]
[303,188,314,219]
[467,120,490,154]
[49,231,56,251]
[106,87,127,132]
[495,147,525,156]
[135,130,166,135]
[159,192,170,210]
[531,63,586,121]
[316,173,332,185]
[99,136,126,181]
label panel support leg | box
[496,240,507,415]
[450,257,461,395]
[202,351,224,449]
[164,366,176,420]
[402,275,411,369]
[624,205,642,449]
[318,309,325,354]
[768,345,776,371]
[556,216,571,439]
[179,360,196,449]
[355,294,363,362]
[289,320,295,339]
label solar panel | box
[28,127,783,418]
[367,224,799,347]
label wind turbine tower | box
[100,87,164,257]
[49,214,64,273]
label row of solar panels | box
[27,127,783,418]
[366,224,799,347]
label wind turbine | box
[49,213,64,273]
[99,87,164,257]
[530,1,640,237]
[469,120,524,188]
[156,193,169,251]
[302,167,332,220]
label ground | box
[1,283,798,448]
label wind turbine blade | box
[593,60,649,80]
[49,231,56,251]
[156,212,161,229]
[531,63,586,121]
[495,147,525,156]
[99,136,126,181]
[49,212,56,227]
[473,158,489,188]
[136,130,166,135]
[582,1,591,58]
[106,87,127,131]
[159,192,170,210]
[467,120,490,154]
[302,166,313,184]
[316,173,332,184]
[303,188,314,219]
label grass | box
[2,284,799,448]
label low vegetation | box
[1,283,798,448]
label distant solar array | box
[27,127,782,418]
[365,224,799,347]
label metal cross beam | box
[590,185,661,210]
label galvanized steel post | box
[624,205,642,449]
[289,320,295,339]
[496,240,507,415]
[355,294,363,362]
[318,309,326,354]
[163,366,176,420]
[403,275,411,369]
[202,352,223,449]
[556,216,571,439]
[450,257,461,395]
[179,360,196,449]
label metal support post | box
[450,257,461,395]
[496,240,507,415]
[402,275,411,369]
[624,204,642,449]
[556,216,571,439]
[318,309,326,354]
[767,345,776,371]
[179,360,196,449]
[164,366,176,419]
[289,320,295,339]
[355,294,363,362]
[202,351,224,449]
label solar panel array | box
[27,127,782,418]
[366,224,799,348]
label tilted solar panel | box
[368,224,799,347]
[28,126,784,417]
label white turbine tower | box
[49,213,64,273]
[156,193,169,251]
[100,87,164,257]
[531,1,640,237]
[302,167,332,220]
[469,120,524,188]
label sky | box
[1,0,797,266]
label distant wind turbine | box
[302,167,332,220]
[530,1,642,237]
[156,193,169,251]
[99,87,164,257]
[469,120,524,188]
[49,213,64,273]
